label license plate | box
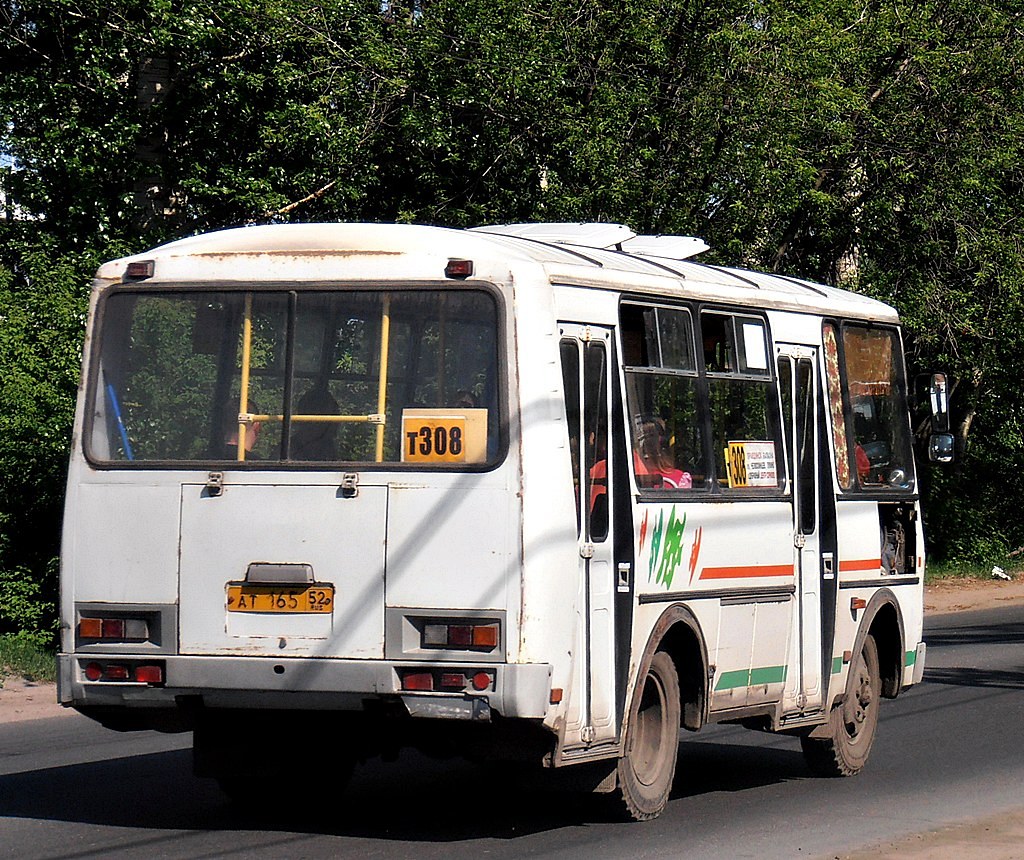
[226,584,334,613]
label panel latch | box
[206,471,224,497]
[340,473,359,498]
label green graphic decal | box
[655,508,686,589]
[647,509,665,582]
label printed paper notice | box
[726,441,778,488]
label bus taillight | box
[401,671,434,691]
[421,621,499,651]
[83,661,164,685]
[78,616,149,642]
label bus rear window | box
[88,288,502,467]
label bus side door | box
[778,345,836,715]
[559,324,621,746]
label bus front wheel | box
[614,650,681,821]
[801,633,881,777]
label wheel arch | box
[853,588,905,700]
[633,603,709,732]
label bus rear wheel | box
[802,633,881,777]
[614,650,681,821]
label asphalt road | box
[2,604,1022,860]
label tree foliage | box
[2,0,1024,638]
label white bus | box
[59,222,943,820]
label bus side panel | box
[633,500,794,713]
[833,498,925,697]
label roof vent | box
[620,235,710,260]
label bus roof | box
[100,222,899,324]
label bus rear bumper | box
[58,652,552,724]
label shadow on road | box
[923,666,1024,690]
[0,735,815,841]
[925,622,1024,649]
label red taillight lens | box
[420,621,499,651]
[440,672,466,689]
[134,665,163,684]
[471,671,493,692]
[124,260,155,280]
[83,661,164,683]
[102,619,126,639]
[445,259,474,278]
[448,625,473,647]
[402,672,434,692]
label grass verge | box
[925,561,1020,583]
[0,633,57,685]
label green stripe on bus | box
[715,666,787,690]
[832,656,843,675]
[749,665,787,686]
[905,649,917,667]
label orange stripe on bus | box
[700,564,794,580]
[839,558,881,572]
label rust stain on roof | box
[186,249,403,259]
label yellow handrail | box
[375,295,391,462]
[237,294,254,461]
[233,293,392,462]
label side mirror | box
[928,432,954,463]
[929,373,950,433]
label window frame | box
[83,280,509,472]
[619,298,785,499]
[823,318,916,497]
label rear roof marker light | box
[124,260,155,280]
[445,259,474,279]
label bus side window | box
[559,340,583,534]
[620,302,703,492]
[701,311,782,491]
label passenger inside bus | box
[291,385,339,461]
[453,389,477,409]
[223,400,262,460]
[634,417,692,489]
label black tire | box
[802,633,881,777]
[614,650,681,821]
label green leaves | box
[1,0,1024,621]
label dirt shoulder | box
[924,574,1024,616]
[0,675,70,723]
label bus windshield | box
[88,287,501,467]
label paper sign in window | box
[742,323,768,370]
[401,409,487,464]
[725,441,778,488]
